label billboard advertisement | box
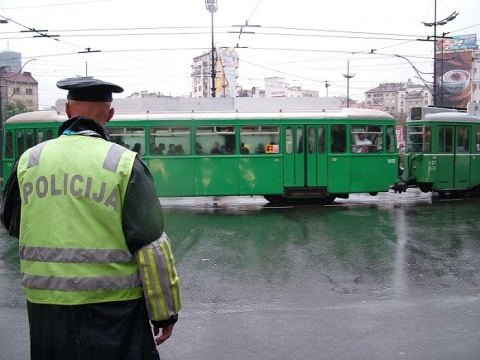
[434,49,473,108]
[436,34,477,51]
[215,52,237,98]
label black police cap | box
[56,77,124,102]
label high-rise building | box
[191,48,239,98]
[0,51,22,73]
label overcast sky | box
[1,0,479,109]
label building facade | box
[471,49,480,104]
[0,69,39,118]
[191,48,239,98]
[365,80,431,118]
[0,51,22,73]
[264,77,319,98]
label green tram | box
[402,103,480,196]
[2,97,399,203]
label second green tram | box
[402,103,480,196]
[2,97,399,203]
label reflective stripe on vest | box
[26,139,126,173]
[17,135,142,305]
[136,233,182,321]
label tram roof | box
[407,103,480,123]
[7,97,395,124]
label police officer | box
[1,77,182,360]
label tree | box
[2,100,31,120]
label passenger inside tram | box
[353,133,372,153]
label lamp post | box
[205,0,218,98]
[343,61,355,108]
[421,0,458,106]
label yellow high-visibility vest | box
[17,134,143,305]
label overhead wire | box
[0,7,457,97]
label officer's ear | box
[65,102,72,118]
[107,107,115,122]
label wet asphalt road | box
[1,190,479,359]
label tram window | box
[108,127,146,155]
[318,127,326,154]
[438,127,453,153]
[476,127,480,152]
[26,130,34,149]
[37,130,44,143]
[17,131,25,156]
[240,125,279,155]
[150,126,191,156]
[424,126,431,152]
[308,127,315,154]
[386,126,395,153]
[351,125,383,153]
[286,127,293,154]
[296,127,303,153]
[407,126,431,152]
[457,127,470,153]
[46,130,54,140]
[5,131,13,159]
[331,125,346,153]
[195,126,235,155]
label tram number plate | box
[388,159,396,164]
[428,159,436,171]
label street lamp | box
[343,61,355,108]
[205,0,218,98]
[421,0,458,106]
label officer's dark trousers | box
[27,298,160,360]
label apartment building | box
[0,69,39,116]
[191,48,239,98]
[365,80,432,118]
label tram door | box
[437,126,470,189]
[454,126,471,188]
[283,125,328,187]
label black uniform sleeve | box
[1,160,21,238]
[122,157,164,253]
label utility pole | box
[421,1,458,106]
[343,61,355,108]
[205,0,218,98]
[325,81,330,97]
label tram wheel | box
[264,195,287,204]
[322,195,336,205]
[419,184,432,193]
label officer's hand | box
[154,324,175,345]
